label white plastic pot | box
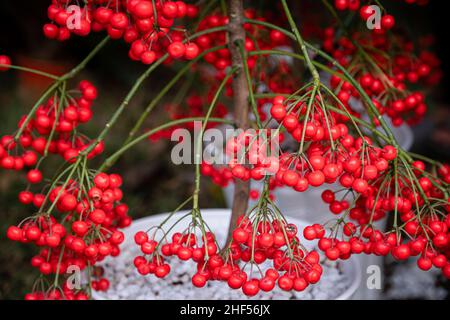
[93,209,361,300]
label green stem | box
[13,37,110,141]
[193,68,238,209]
[280,0,320,86]
[14,81,61,140]
[0,64,59,80]
[244,17,398,146]
[125,45,226,144]
[99,117,232,171]
[60,37,110,81]
[237,41,262,128]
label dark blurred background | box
[0,1,449,299]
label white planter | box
[93,209,361,300]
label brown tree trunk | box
[226,0,250,244]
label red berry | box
[381,15,395,30]
[162,2,179,19]
[134,231,149,245]
[7,226,23,241]
[278,275,294,291]
[168,42,186,59]
[184,43,200,60]
[242,280,260,296]
[192,273,207,288]
[259,277,275,292]
[27,169,43,184]
[232,228,248,243]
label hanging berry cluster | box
[323,22,441,126]
[44,0,200,64]
[1,0,449,301]
[0,81,103,189]
[195,10,289,73]
[302,158,450,278]
[133,202,322,297]
[7,172,131,300]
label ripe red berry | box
[259,276,275,292]
[232,228,248,243]
[162,2,179,19]
[352,178,368,193]
[94,173,110,189]
[89,209,106,225]
[25,226,41,241]
[19,191,34,205]
[27,169,43,184]
[7,226,23,241]
[59,194,78,212]
[134,231,149,245]
[417,257,432,271]
[381,15,395,30]
[303,226,317,240]
[72,221,89,237]
[278,275,294,291]
[192,273,207,288]
[168,42,186,59]
[45,234,61,247]
[242,280,260,296]
[308,171,325,187]
[133,1,154,19]
[184,43,200,60]
[325,247,340,260]
[270,104,287,121]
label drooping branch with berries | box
[0,0,449,299]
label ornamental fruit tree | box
[1,0,449,299]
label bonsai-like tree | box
[1,0,449,299]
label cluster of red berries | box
[323,27,441,126]
[392,50,441,86]
[0,81,102,187]
[304,214,450,279]
[133,229,217,279]
[195,10,289,72]
[199,122,281,187]
[202,90,398,195]
[270,94,397,187]
[134,212,322,296]
[302,158,450,279]
[224,129,281,183]
[270,95,348,143]
[356,161,449,222]
[226,215,322,296]
[44,1,200,64]
[146,9,301,142]
[201,162,234,187]
[333,1,396,33]
[24,282,90,300]
[195,10,300,111]
[7,172,131,299]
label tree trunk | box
[226,0,250,244]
